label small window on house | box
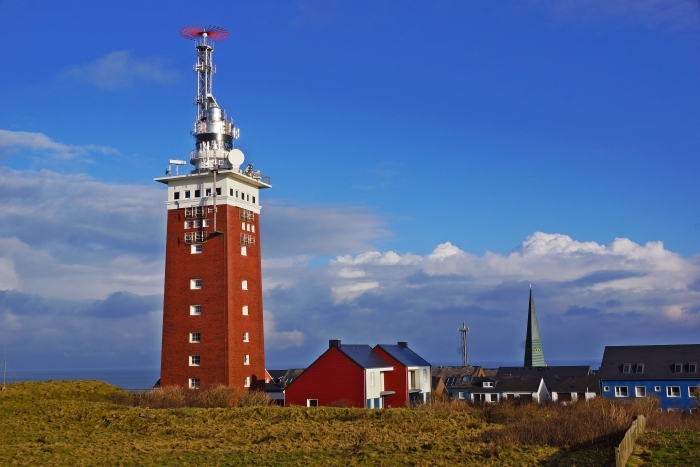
[242,222,246,230]
[243,332,249,342]
[635,386,646,397]
[458,391,465,399]
[184,221,191,229]
[636,364,645,374]
[252,225,255,233]
[603,386,610,392]
[689,386,699,398]
[241,246,247,256]
[191,279,202,289]
[242,305,248,315]
[675,363,683,373]
[230,188,233,196]
[185,190,191,199]
[190,355,200,366]
[190,305,201,315]
[194,189,201,198]
[615,386,629,397]
[622,363,631,374]
[189,378,200,389]
[244,354,250,365]
[655,386,661,392]
[423,369,427,382]
[206,188,211,196]
[174,191,180,200]
[247,223,251,231]
[667,386,681,397]
[370,372,375,386]
[241,280,248,290]
[216,188,221,196]
[191,244,202,254]
[190,332,200,343]
[252,196,256,204]
[307,399,318,407]
[689,363,697,373]
[193,220,201,228]
[462,376,470,383]
[203,219,210,227]
[244,376,251,388]
[483,381,493,388]
[489,394,497,402]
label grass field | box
[0,381,697,466]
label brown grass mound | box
[111,384,271,408]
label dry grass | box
[111,384,271,408]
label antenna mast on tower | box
[459,323,470,366]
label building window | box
[246,194,250,202]
[190,305,201,315]
[689,386,699,398]
[667,386,681,397]
[216,188,221,196]
[194,189,201,198]
[236,190,239,198]
[423,369,428,382]
[251,225,255,233]
[370,372,375,387]
[244,354,250,365]
[244,376,251,388]
[654,386,661,392]
[243,332,249,342]
[191,279,202,289]
[185,190,191,199]
[307,399,318,407]
[189,378,200,389]
[622,363,631,374]
[603,386,610,392]
[636,363,645,374]
[252,196,256,204]
[674,363,683,373]
[190,332,200,343]
[206,188,211,196]
[615,386,629,397]
[489,394,498,402]
[184,221,191,229]
[483,381,494,388]
[458,391,465,399]
[193,220,201,228]
[242,305,248,315]
[242,280,248,290]
[241,222,246,230]
[230,188,233,196]
[247,224,251,231]
[241,246,247,256]
[191,244,202,254]
[690,363,698,373]
[203,219,210,227]
[190,355,200,366]
[635,386,646,397]
[174,191,180,200]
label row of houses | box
[266,342,700,412]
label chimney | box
[398,341,408,348]
[329,339,341,349]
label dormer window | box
[674,363,683,373]
[483,381,494,388]
[635,364,645,374]
[622,363,631,374]
[690,363,697,373]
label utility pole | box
[459,323,469,366]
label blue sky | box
[0,1,699,373]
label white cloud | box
[61,50,178,89]
[264,311,305,349]
[331,281,379,303]
[0,129,116,159]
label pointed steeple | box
[524,285,546,367]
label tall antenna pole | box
[459,323,470,366]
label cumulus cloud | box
[61,50,178,89]
[264,311,305,350]
[0,129,116,159]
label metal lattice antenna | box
[181,25,229,119]
[459,323,470,366]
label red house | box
[284,340,432,408]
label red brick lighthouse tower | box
[155,26,270,390]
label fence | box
[615,414,647,467]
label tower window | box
[247,224,251,231]
[242,305,248,316]
[246,194,250,202]
[193,220,201,228]
[241,280,248,290]
[190,355,200,366]
[206,188,211,196]
[191,244,202,254]
[185,190,191,199]
[252,196,256,204]
[243,332,249,342]
[203,219,210,227]
[242,222,246,230]
[190,332,200,343]
[244,376,251,388]
[244,354,250,365]
[190,305,201,315]
[191,279,202,290]
[252,225,255,233]
[174,192,180,200]
[236,190,239,198]
[216,188,221,195]
[194,189,201,197]
[189,378,200,389]
[230,188,233,196]
[184,221,191,229]
[241,246,247,256]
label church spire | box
[524,285,546,367]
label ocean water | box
[3,368,160,390]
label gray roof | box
[470,376,543,394]
[599,344,700,381]
[497,366,591,390]
[339,344,394,369]
[432,366,483,389]
[550,375,600,394]
[375,344,431,367]
[267,368,305,388]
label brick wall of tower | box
[160,202,266,390]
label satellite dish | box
[228,148,244,167]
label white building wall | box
[365,368,392,408]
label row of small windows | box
[185,219,210,229]
[191,244,248,255]
[174,188,256,204]
[188,377,250,389]
[605,385,700,398]
[622,362,697,374]
[190,304,248,316]
[189,355,250,366]
[190,279,248,290]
